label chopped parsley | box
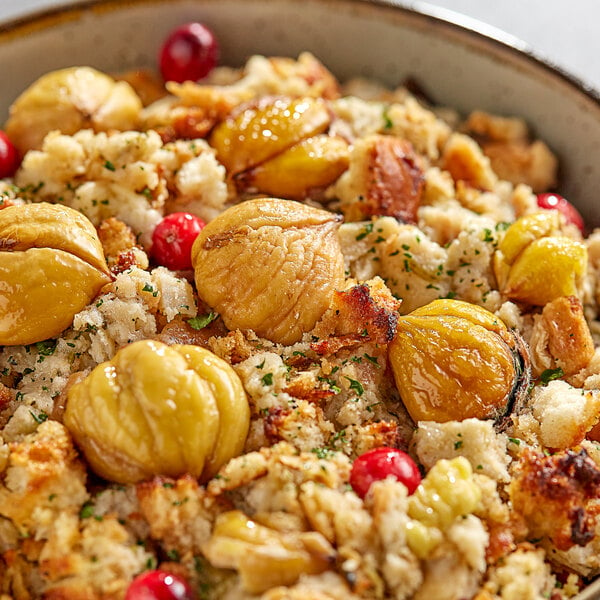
[261,373,274,386]
[382,106,394,130]
[165,549,180,562]
[79,502,95,519]
[29,410,49,424]
[344,376,364,396]
[35,339,57,356]
[540,367,564,385]
[186,312,218,330]
[141,283,158,297]
[103,160,116,171]
[355,222,374,241]
[311,447,336,460]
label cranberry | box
[0,131,19,178]
[159,22,219,83]
[151,212,205,271]
[125,570,195,600]
[536,193,584,233]
[350,447,421,499]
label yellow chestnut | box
[64,340,250,484]
[493,212,587,306]
[209,97,331,175]
[202,510,334,594]
[192,197,345,345]
[236,134,349,200]
[5,66,142,154]
[0,203,112,346]
[389,299,522,423]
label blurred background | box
[1,0,599,90]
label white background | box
[1,0,599,90]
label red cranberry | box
[125,570,195,600]
[0,131,19,178]
[536,193,584,233]
[151,212,205,271]
[350,447,421,499]
[159,22,219,83]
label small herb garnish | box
[103,160,116,171]
[79,502,95,519]
[540,367,564,385]
[29,410,49,424]
[344,376,364,396]
[261,373,274,386]
[355,223,374,241]
[187,312,218,330]
[35,339,57,356]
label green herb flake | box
[382,106,393,130]
[311,447,336,460]
[540,367,564,385]
[363,353,380,367]
[454,440,463,450]
[79,503,95,519]
[165,549,180,562]
[35,339,57,356]
[103,160,116,172]
[355,223,374,241]
[29,410,49,424]
[344,376,364,396]
[186,312,218,330]
[141,283,158,297]
[261,373,274,386]
[483,228,494,242]
[508,437,521,446]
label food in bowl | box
[1,18,600,600]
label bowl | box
[1,1,599,598]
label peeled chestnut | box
[493,211,587,306]
[389,299,525,423]
[64,340,250,483]
[191,197,345,344]
[5,66,142,154]
[0,203,112,345]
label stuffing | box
[39,514,151,598]
[414,516,488,600]
[329,96,387,140]
[442,132,498,191]
[137,475,218,556]
[480,547,556,600]
[334,134,425,224]
[0,421,87,535]
[529,296,595,377]
[385,96,452,160]
[2,47,600,600]
[509,448,600,553]
[338,218,452,314]
[15,129,227,246]
[413,419,511,483]
[97,216,149,272]
[445,223,503,311]
[528,380,600,449]
[478,140,558,193]
[463,110,558,193]
[369,479,422,599]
